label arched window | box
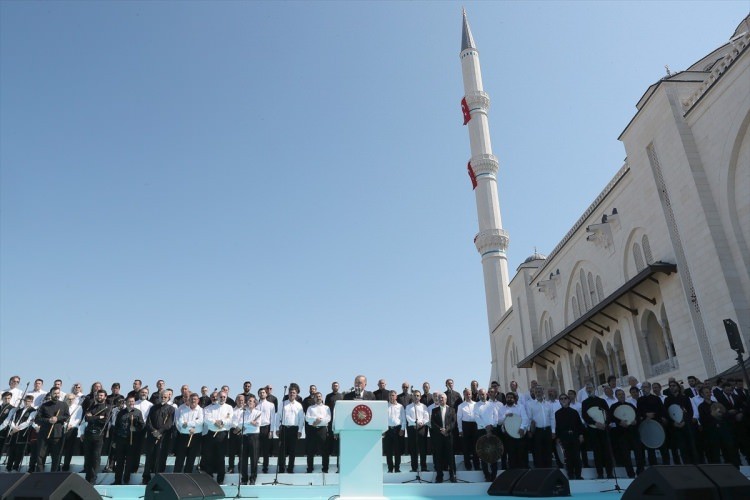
[642,235,653,264]
[596,276,604,302]
[576,284,585,314]
[633,243,645,272]
[644,310,669,365]
[588,272,597,305]
[572,296,580,319]
[580,270,591,311]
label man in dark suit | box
[430,392,457,483]
[343,375,375,401]
[373,380,389,401]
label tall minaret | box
[460,10,511,330]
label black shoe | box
[575,475,583,480]
[249,477,256,485]
[449,475,457,483]
[597,474,604,480]
[262,468,268,474]
[607,474,615,479]
[278,468,285,473]
[287,468,294,474]
[307,468,313,473]
[322,469,328,473]
[394,468,401,473]
[141,477,150,485]
[227,466,234,473]
[436,476,444,483]
[421,467,428,472]
[410,468,418,472]
[388,468,393,473]
[103,467,112,473]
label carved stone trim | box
[465,90,490,114]
[470,154,499,179]
[474,228,509,255]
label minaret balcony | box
[474,228,510,255]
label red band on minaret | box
[467,161,477,190]
[461,97,471,125]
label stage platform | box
[4,456,750,499]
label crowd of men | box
[1,373,748,486]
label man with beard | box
[141,391,175,484]
[203,391,233,484]
[173,393,204,473]
[664,380,697,464]
[525,385,555,469]
[34,387,69,472]
[113,396,145,485]
[264,385,279,411]
[555,393,585,480]
[609,388,644,478]
[173,385,190,407]
[637,381,670,466]
[148,380,166,405]
[305,392,331,473]
[241,381,256,402]
[384,391,406,473]
[131,387,152,474]
[82,389,110,484]
[581,382,613,479]
[474,388,498,481]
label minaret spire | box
[461,8,476,51]
[459,11,512,335]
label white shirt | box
[525,399,555,432]
[457,401,477,432]
[626,397,639,407]
[234,408,262,434]
[405,402,430,427]
[67,404,83,434]
[257,400,276,432]
[387,403,405,430]
[305,404,331,428]
[4,387,23,406]
[175,405,204,435]
[204,403,234,434]
[29,389,47,407]
[603,395,618,408]
[500,403,530,431]
[277,400,304,429]
[475,400,499,429]
[134,399,153,421]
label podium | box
[333,400,388,499]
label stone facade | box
[489,16,750,392]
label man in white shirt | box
[3,376,23,406]
[457,388,480,471]
[305,392,331,473]
[3,395,36,471]
[203,391,233,484]
[29,379,47,408]
[276,387,304,473]
[602,386,618,408]
[173,393,204,473]
[384,390,405,473]
[227,394,246,474]
[405,389,430,473]
[475,388,499,481]
[61,393,83,471]
[525,386,555,468]
[500,391,529,469]
[131,387,153,474]
[256,387,276,474]
[235,395,262,485]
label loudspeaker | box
[622,465,720,500]
[144,473,224,500]
[697,464,750,500]
[487,469,529,496]
[0,472,27,499]
[511,468,570,497]
[4,472,102,500]
[724,319,744,353]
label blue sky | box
[1,1,747,398]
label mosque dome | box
[523,252,547,263]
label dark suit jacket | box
[430,406,456,433]
[343,390,375,401]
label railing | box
[651,357,679,376]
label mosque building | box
[461,12,750,391]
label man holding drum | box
[664,380,697,464]
[637,381,670,466]
[581,382,613,479]
[609,388,644,478]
